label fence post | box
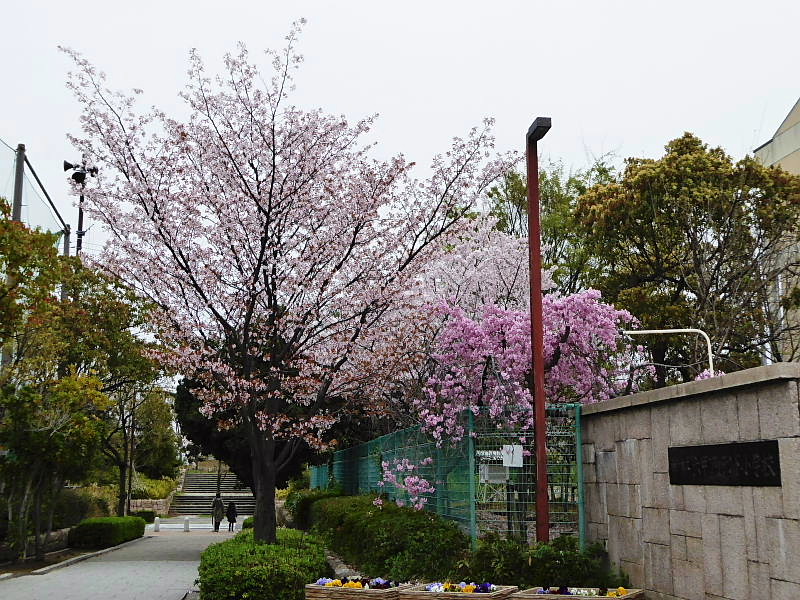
[575,403,586,549]
[467,410,477,550]
[435,444,446,517]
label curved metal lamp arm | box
[623,328,714,374]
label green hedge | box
[199,528,333,600]
[242,516,254,529]
[310,495,469,581]
[132,510,157,523]
[459,533,629,589]
[284,488,342,529]
[68,516,146,549]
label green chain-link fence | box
[310,404,584,547]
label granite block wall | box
[581,363,800,600]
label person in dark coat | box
[226,501,238,532]
[211,493,225,532]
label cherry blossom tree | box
[63,24,514,542]
[418,291,644,442]
[422,217,554,312]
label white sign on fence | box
[501,444,523,468]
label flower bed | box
[306,578,412,599]
[511,587,643,599]
[399,583,518,599]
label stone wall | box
[129,495,172,514]
[581,363,800,600]
[0,527,71,561]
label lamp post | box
[526,116,551,542]
[63,160,97,256]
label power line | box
[23,172,61,230]
[24,156,68,231]
[0,136,15,152]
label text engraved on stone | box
[668,440,781,486]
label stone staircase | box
[170,471,255,516]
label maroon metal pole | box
[526,117,551,542]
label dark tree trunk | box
[248,418,277,544]
[42,476,60,559]
[653,342,668,388]
[117,461,128,517]
[33,475,43,561]
[127,407,136,515]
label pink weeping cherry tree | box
[418,291,646,442]
[63,23,515,542]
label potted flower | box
[510,586,644,599]
[306,577,412,599]
[399,581,518,599]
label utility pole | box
[1,144,26,370]
[63,160,97,257]
[11,144,25,221]
[76,187,85,256]
[60,224,71,302]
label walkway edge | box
[29,536,152,575]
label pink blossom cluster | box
[378,457,435,510]
[693,369,726,381]
[418,291,644,441]
[61,24,517,452]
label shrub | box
[287,469,310,492]
[310,495,469,581]
[51,488,96,530]
[460,533,530,586]
[285,488,342,529]
[460,534,629,589]
[242,516,254,529]
[132,510,157,523]
[130,475,178,499]
[68,516,146,549]
[198,528,332,600]
[80,484,117,517]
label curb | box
[0,572,14,581]
[29,536,151,575]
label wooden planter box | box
[306,584,413,599]
[399,584,518,600]
[512,588,644,599]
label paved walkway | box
[0,518,235,600]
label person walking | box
[226,501,238,532]
[211,493,225,532]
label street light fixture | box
[525,116,551,542]
[63,160,98,256]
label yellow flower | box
[463,585,477,593]
[617,588,627,596]
[343,581,363,588]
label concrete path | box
[0,518,236,600]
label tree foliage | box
[0,375,109,559]
[133,390,182,480]
[485,160,615,295]
[576,133,800,383]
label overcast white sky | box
[1,0,798,252]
